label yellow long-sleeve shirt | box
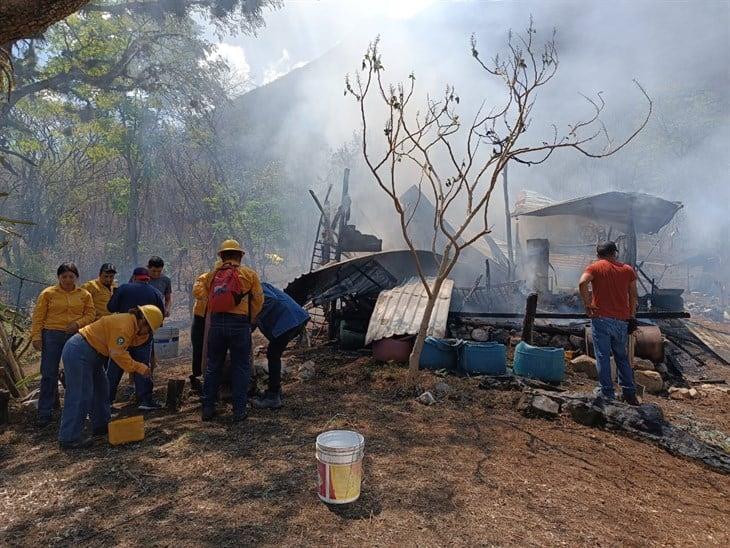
[81,279,116,320]
[192,261,263,320]
[192,272,208,317]
[30,285,96,343]
[192,260,223,317]
[79,314,149,374]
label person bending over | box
[252,283,310,409]
[57,305,162,449]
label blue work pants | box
[58,334,110,443]
[107,341,153,404]
[38,329,72,420]
[203,313,251,415]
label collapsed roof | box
[399,185,510,282]
[285,249,441,306]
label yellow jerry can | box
[108,415,145,446]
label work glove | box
[627,318,639,335]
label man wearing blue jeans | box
[579,241,640,406]
[107,267,164,410]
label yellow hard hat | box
[218,239,244,255]
[138,305,164,332]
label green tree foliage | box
[0,2,292,304]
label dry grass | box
[1,345,729,547]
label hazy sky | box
[214,0,441,85]
[214,0,729,90]
[210,0,729,252]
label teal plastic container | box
[459,341,507,375]
[512,342,565,382]
[339,321,366,350]
[419,337,461,371]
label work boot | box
[623,393,641,406]
[92,425,108,437]
[36,415,52,429]
[138,399,163,411]
[201,407,216,422]
[59,437,93,450]
[252,390,282,410]
[189,375,203,395]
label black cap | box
[133,267,150,278]
[100,263,117,274]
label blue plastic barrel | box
[459,341,507,375]
[419,337,461,371]
[512,342,565,382]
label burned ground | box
[1,346,729,547]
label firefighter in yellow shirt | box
[189,259,221,394]
[193,240,263,422]
[81,263,117,320]
[58,305,163,449]
[30,263,95,428]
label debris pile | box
[495,383,730,474]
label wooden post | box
[0,389,9,425]
[166,379,185,411]
[521,293,538,344]
[335,168,350,262]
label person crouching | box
[57,305,163,449]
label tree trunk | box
[407,275,446,387]
[125,169,140,267]
[0,1,91,44]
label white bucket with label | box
[316,430,365,504]
[153,326,179,360]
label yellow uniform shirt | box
[81,279,116,320]
[79,314,149,374]
[192,261,263,320]
[192,272,207,318]
[30,285,96,342]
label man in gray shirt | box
[147,256,172,317]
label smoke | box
[217,0,729,280]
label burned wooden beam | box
[521,293,538,344]
[451,311,690,320]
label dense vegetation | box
[0,1,315,307]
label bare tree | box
[346,20,652,385]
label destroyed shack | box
[285,178,729,391]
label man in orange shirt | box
[578,241,640,405]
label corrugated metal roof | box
[517,191,683,235]
[365,277,454,345]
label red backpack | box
[207,264,246,313]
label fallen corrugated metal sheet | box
[685,320,730,365]
[365,277,454,345]
[310,260,396,306]
[285,249,442,306]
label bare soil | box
[1,344,729,547]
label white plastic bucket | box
[316,430,365,504]
[153,326,179,359]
